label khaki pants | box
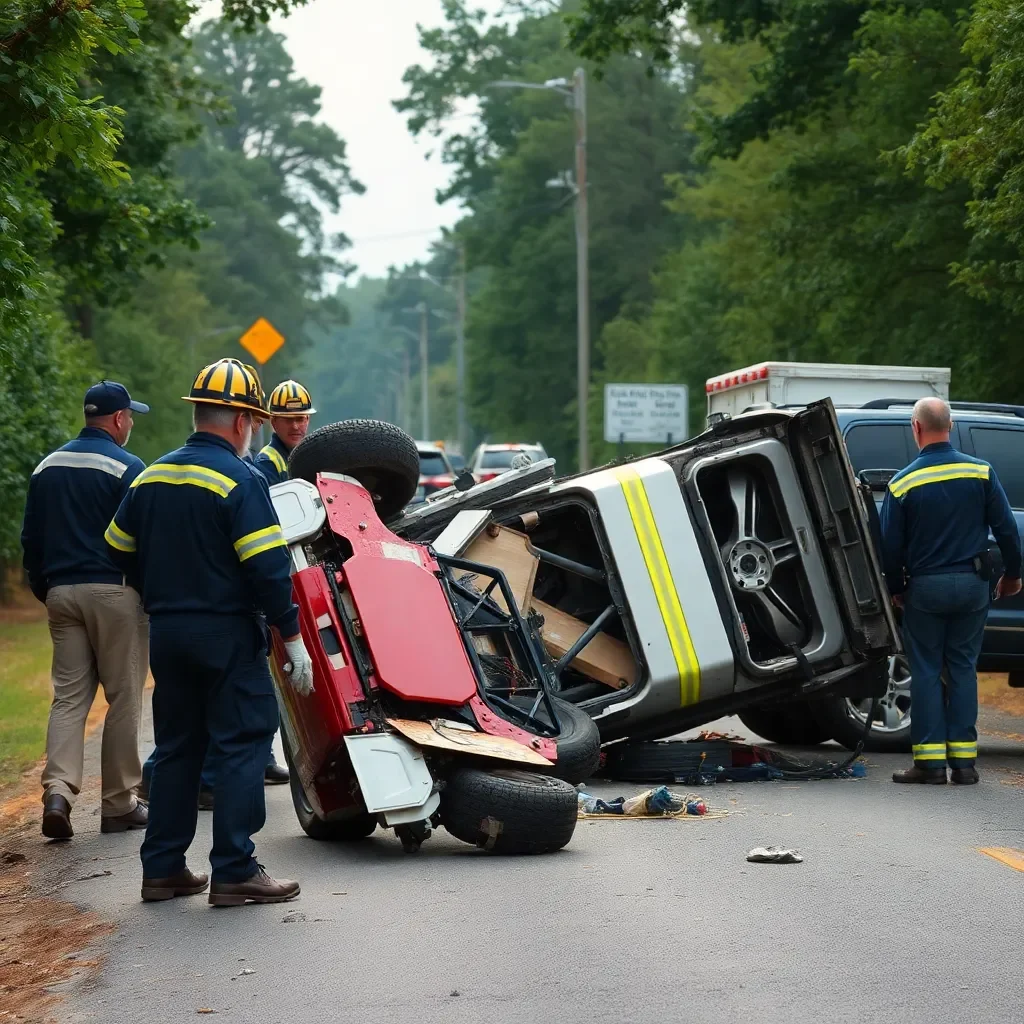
[41,584,149,816]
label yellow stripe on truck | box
[614,466,701,706]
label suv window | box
[968,427,1024,508]
[418,453,449,476]
[480,447,546,469]
[843,424,914,474]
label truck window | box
[968,427,1024,508]
[843,424,913,474]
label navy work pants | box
[903,572,989,769]
[140,614,278,883]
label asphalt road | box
[28,708,1024,1024]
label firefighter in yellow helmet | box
[253,380,316,486]
[106,358,312,906]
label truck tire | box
[288,419,420,521]
[737,700,832,746]
[814,654,913,753]
[283,737,377,841]
[508,694,601,785]
[440,766,578,854]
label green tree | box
[397,0,695,466]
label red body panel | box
[321,476,478,705]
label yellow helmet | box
[183,358,269,418]
[268,380,316,417]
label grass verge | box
[0,617,52,791]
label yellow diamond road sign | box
[239,317,284,365]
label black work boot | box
[892,765,947,784]
[950,763,979,785]
[42,794,73,839]
[264,754,290,785]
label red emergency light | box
[705,364,770,393]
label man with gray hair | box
[881,397,1021,785]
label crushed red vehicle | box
[267,420,598,854]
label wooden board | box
[530,598,638,690]
[386,718,553,766]
[459,526,539,615]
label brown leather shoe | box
[892,765,947,785]
[42,794,73,840]
[141,867,210,902]
[950,765,979,785]
[101,800,149,833]
[208,865,300,907]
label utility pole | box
[573,67,589,471]
[456,245,468,456]
[418,301,429,439]
[486,70,590,470]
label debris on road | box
[237,968,256,977]
[282,911,307,923]
[600,733,867,785]
[577,785,723,820]
[747,847,804,864]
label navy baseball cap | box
[84,381,150,416]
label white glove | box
[282,636,315,696]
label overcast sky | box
[268,0,504,281]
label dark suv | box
[744,400,1024,752]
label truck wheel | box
[815,655,913,753]
[288,419,420,521]
[737,700,832,746]
[508,694,601,785]
[283,738,377,841]
[440,766,578,854]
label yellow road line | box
[979,847,1024,872]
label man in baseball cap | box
[22,380,151,839]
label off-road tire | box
[738,700,832,746]
[508,694,601,785]
[440,767,578,854]
[288,419,420,521]
[283,736,377,841]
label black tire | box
[814,655,913,753]
[283,736,377,841]
[508,694,601,785]
[738,700,832,746]
[439,766,578,854]
[288,419,420,521]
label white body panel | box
[270,479,326,545]
[707,362,950,421]
[343,733,434,813]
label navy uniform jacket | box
[253,433,290,487]
[105,432,298,637]
[880,441,1022,595]
[21,427,145,601]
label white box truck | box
[705,361,950,421]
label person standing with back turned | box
[22,381,151,839]
[881,397,1022,785]
[106,358,315,905]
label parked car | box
[468,443,549,483]
[390,400,899,748]
[412,441,456,504]
[788,400,1024,752]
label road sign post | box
[603,383,689,446]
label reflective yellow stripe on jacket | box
[131,463,238,499]
[233,525,286,562]
[104,520,136,553]
[889,462,989,499]
[260,444,287,474]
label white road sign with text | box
[604,383,689,444]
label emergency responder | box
[250,381,315,786]
[22,381,151,839]
[252,379,315,486]
[881,397,1022,785]
[106,358,314,905]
